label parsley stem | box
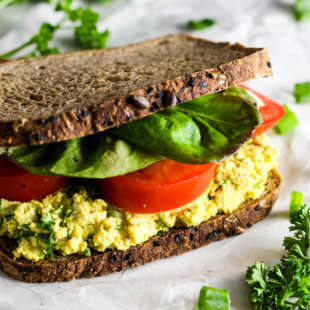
[48,226,54,261]
[0,40,34,59]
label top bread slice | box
[0,34,272,147]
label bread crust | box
[0,34,272,147]
[0,170,281,283]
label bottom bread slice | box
[0,170,281,283]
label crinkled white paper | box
[0,0,309,309]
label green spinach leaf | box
[110,87,262,164]
[4,87,261,177]
[6,134,163,178]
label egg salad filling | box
[0,133,278,261]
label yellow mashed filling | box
[0,134,278,261]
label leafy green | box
[253,182,262,189]
[0,211,15,229]
[4,88,261,178]
[246,191,310,309]
[107,205,125,230]
[38,211,56,260]
[188,19,216,30]
[6,134,163,178]
[84,247,91,256]
[284,198,310,256]
[198,286,230,310]
[1,22,61,59]
[222,86,258,107]
[56,1,109,49]
[157,213,170,233]
[294,0,310,21]
[17,224,35,243]
[274,104,298,135]
[110,87,262,164]
[294,82,310,103]
[0,0,109,59]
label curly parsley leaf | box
[0,0,109,59]
[246,191,310,310]
[284,196,310,256]
[73,8,109,49]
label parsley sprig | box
[38,212,56,260]
[246,191,310,309]
[37,206,63,260]
[0,0,109,59]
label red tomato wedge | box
[0,156,68,202]
[97,160,215,214]
[240,85,285,137]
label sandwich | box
[0,34,284,282]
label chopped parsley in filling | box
[0,134,278,261]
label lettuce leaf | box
[4,87,262,178]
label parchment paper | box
[0,0,309,309]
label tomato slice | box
[0,156,68,202]
[97,159,215,214]
[240,85,285,137]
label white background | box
[0,0,310,309]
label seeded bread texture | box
[0,34,272,147]
[0,170,280,283]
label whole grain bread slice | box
[0,34,272,147]
[0,170,281,283]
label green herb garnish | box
[17,224,35,243]
[274,104,298,135]
[38,212,56,260]
[157,213,170,232]
[198,286,230,310]
[0,210,15,229]
[84,247,91,257]
[0,0,109,59]
[253,182,261,189]
[1,212,15,221]
[246,191,310,309]
[294,82,310,103]
[188,19,216,30]
[294,0,310,21]
[107,205,125,230]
